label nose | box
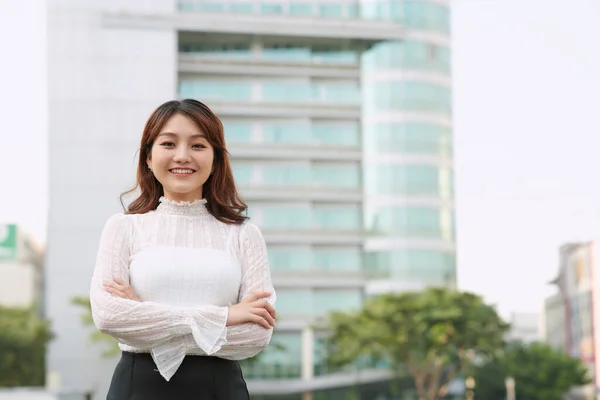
[173,146,191,163]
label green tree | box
[71,296,120,357]
[0,305,54,387]
[474,341,591,400]
[326,287,510,400]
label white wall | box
[46,1,177,398]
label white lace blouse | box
[89,197,276,381]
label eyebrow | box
[157,132,206,139]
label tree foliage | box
[474,341,591,400]
[326,287,509,400]
[71,296,120,357]
[0,305,54,387]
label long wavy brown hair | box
[120,99,248,224]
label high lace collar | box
[156,196,210,217]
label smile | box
[169,168,196,175]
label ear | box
[146,154,152,170]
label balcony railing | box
[177,0,451,34]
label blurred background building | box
[46,0,454,398]
[507,312,541,344]
[0,224,44,314]
[545,242,600,398]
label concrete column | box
[301,326,314,400]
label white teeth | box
[171,169,194,174]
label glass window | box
[262,164,311,186]
[231,163,253,185]
[319,4,343,18]
[363,40,451,73]
[367,205,454,239]
[367,81,451,113]
[314,290,363,315]
[268,247,312,272]
[277,289,313,316]
[290,3,315,17]
[261,3,284,15]
[313,163,359,188]
[223,121,253,143]
[242,332,302,379]
[261,46,312,62]
[250,203,313,229]
[364,122,452,157]
[403,2,450,33]
[312,123,359,147]
[364,250,456,285]
[365,165,454,198]
[262,122,311,144]
[314,205,360,230]
[179,80,253,101]
[313,248,361,272]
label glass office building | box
[47,1,454,399]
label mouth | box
[169,168,196,176]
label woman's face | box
[147,113,214,202]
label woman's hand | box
[227,291,276,329]
[103,277,141,302]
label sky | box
[1,0,600,317]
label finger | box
[104,281,126,292]
[107,287,128,299]
[253,299,277,319]
[253,308,275,327]
[243,291,271,303]
[113,277,127,286]
[124,289,140,301]
[250,314,271,329]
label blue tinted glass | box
[319,4,343,18]
[312,123,359,146]
[314,206,360,229]
[263,123,311,144]
[314,290,363,315]
[290,3,315,16]
[368,81,451,112]
[262,164,311,186]
[223,122,253,143]
[365,250,456,285]
[231,164,253,185]
[261,3,284,14]
[365,165,453,197]
[368,206,454,238]
[277,289,313,315]
[262,82,311,102]
[242,332,302,378]
[314,248,361,271]
[313,164,359,188]
[364,123,452,156]
[231,4,253,13]
[363,41,450,73]
[259,205,312,229]
[268,248,312,271]
[179,81,252,101]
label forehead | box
[159,113,205,138]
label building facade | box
[507,312,541,344]
[46,1,454,398]
[547,242,600,398]
[0,224,44,312]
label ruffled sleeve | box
[213,222,276,360]
[89,214,228,380]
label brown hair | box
[120,99,248,224]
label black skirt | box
[107,351,250,400]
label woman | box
[90,99,276,399]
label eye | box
[192,144,206,149]
[160,141,175,147]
